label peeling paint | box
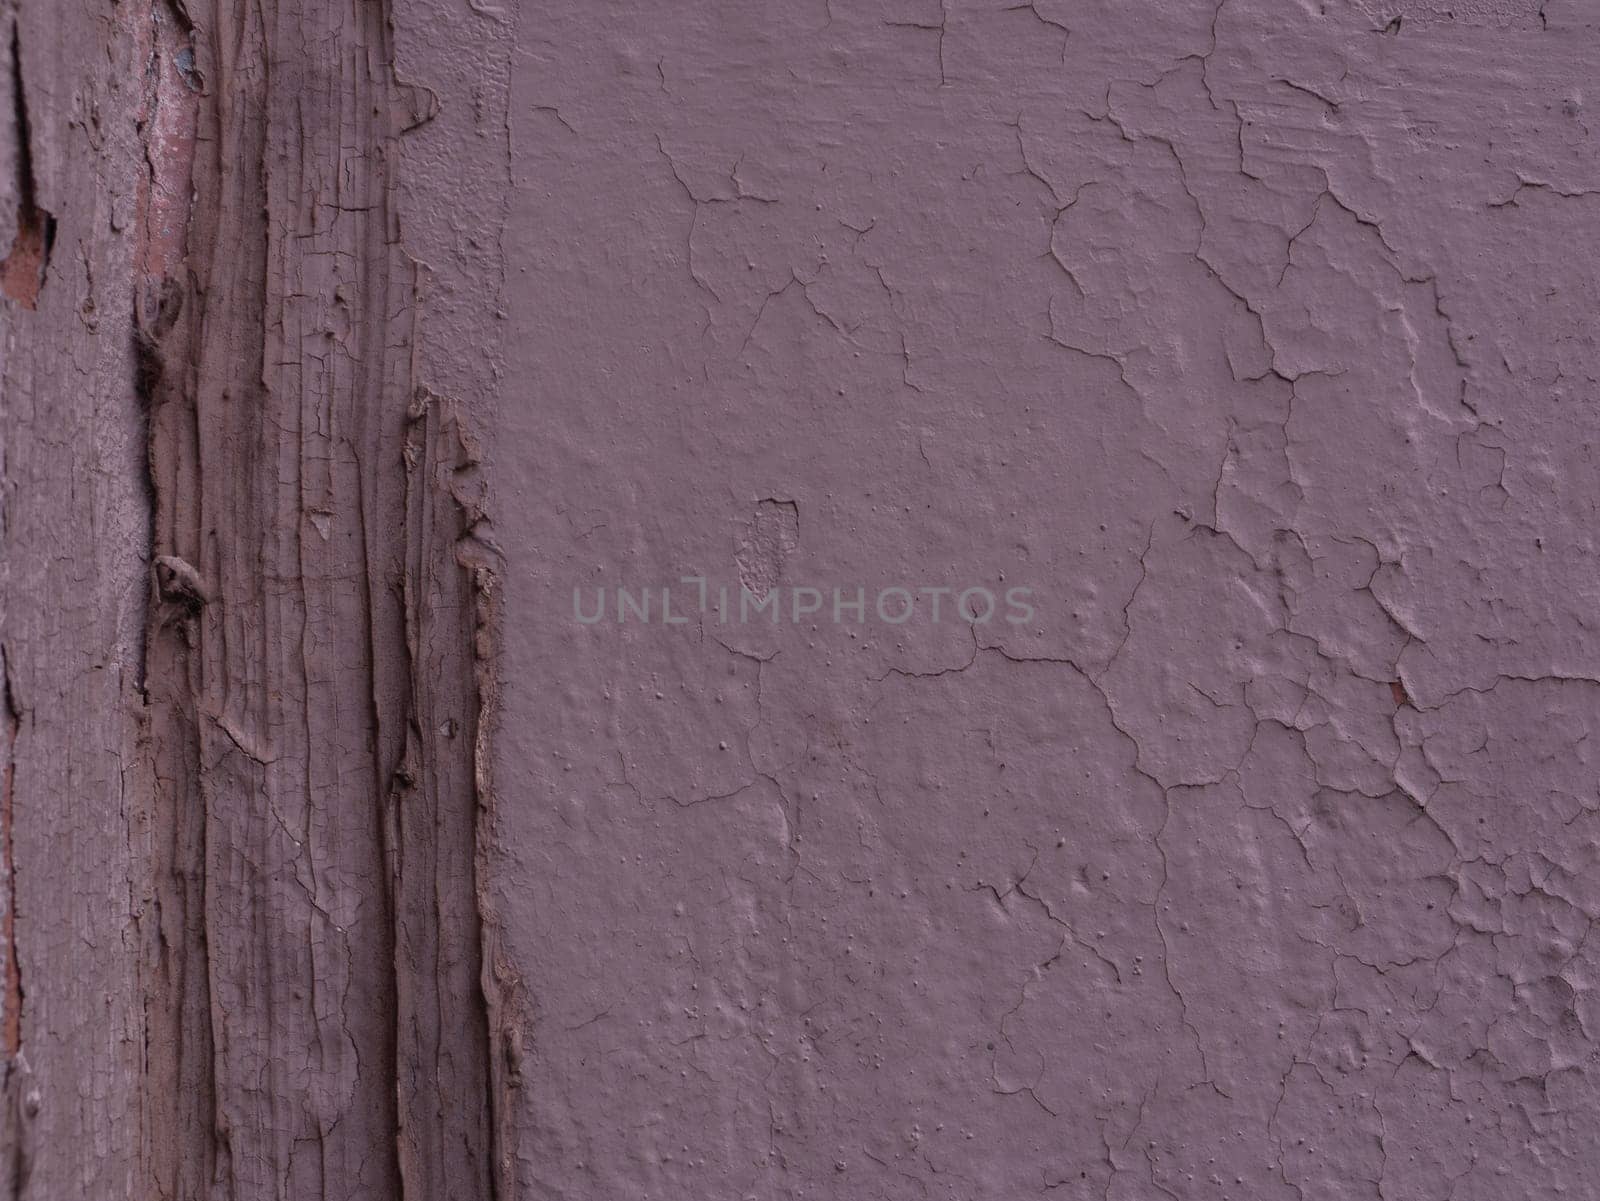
[495,2,1600,1197]
[1,0,1597,1196]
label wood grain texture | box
[140,1,507,1197]
[0,1,152,1196]
[1,1,513,1197]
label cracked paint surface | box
[0,0,1595,1196]
[496,1,1600,1198]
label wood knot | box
[153,554,208,610]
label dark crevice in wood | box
[0,22,55,310]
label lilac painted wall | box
[2,1,1596,1196]
[491,1,1600,1197]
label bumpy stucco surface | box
[494,1,1600,1198]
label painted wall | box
[0,1,1596,1198]
[492,2,1600,1197]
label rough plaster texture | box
[0,0,1596,1199]
[496,2,1600,1198]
